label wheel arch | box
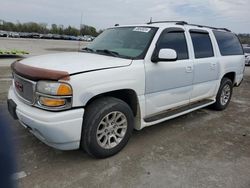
[85,89,139,117]
[222,72,236,85]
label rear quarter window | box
[213,31,243,56]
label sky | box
[0,0,249,33]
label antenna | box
[149,17,153,24]
[78,12,83,52]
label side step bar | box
[144,99,214,123]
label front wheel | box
[211,78,233,111]
[81,97,134,158]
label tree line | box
[0,20,103,37]
[238,34,250,45]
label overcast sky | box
[0,0,249,33]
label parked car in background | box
[69,36,80,41]
[242,44,250,47]
[52,34,62,40]
[7,21,245,158]
[244,47,250,65]
[0,31,91,41]
[0,30,8,37]
[8,32,20,38]
[82,35,94,41]
[30,33,40,38]
[62,35,71,40]
[40,33,53,39]
[78,36,85,41]
[19,32,31,38]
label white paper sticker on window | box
[133,27,151,33]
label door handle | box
[210,63,216,70]
[185,66,193,73]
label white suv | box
[8,21,245,158]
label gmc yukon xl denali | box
[7,21,245,158]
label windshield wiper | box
[96,49,120,57]
[83,48,131,59]
[82,47,94,52]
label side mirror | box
[158,49,177,61]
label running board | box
[144,99,214,123]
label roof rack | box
[147,21,188,25]
[146,20,231,32]
[176,22,231,32]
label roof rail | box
[147,21,188,25]
[146,20,231,32]
[176,22,231,32]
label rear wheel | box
[81,97,134,158]
[211,78,233,110]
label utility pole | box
[78,12,83,52]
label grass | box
[0,49,29,55]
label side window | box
[190,32,214,58]
[213,30,243,56]
[157,31,189,60]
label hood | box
[19,52,132,75]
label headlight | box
[37,81,72,96]
[35,81,72,110]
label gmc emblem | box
[15,80,23,92]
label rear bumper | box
[8,86,84,150]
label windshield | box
[86,27,157,59]
[244,48,250,53]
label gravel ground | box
[0,38,250,188]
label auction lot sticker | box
[133,27,151,33]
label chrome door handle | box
[185,66,193,73]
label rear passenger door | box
[189,29,219,102]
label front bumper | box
[8,86,84,150]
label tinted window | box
[213,31,243,56]
[190,32,214,58]
[158,32,189,60]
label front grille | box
[13,74,35,104]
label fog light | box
[39,97,66,107]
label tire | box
[81,97,134,158]
[211,77,233,111]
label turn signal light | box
[39,97,66,107]
[57,84,72,96]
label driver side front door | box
[144,27,193,121]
